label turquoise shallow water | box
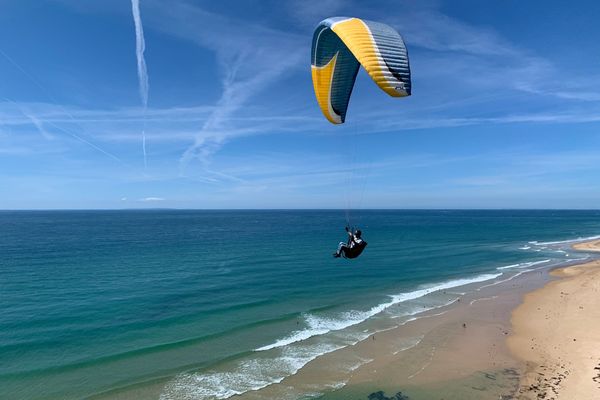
[2,210,600,399]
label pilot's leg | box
[334,242,348,257]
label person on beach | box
[333,227,367,259]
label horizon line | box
[1,208,599,212]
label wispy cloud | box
[143,0,305,171]
[22,110,54,140]
[447,149,600,190]
[139,196,164,202]
[0,47,129,166]
[0,146,38,155]
[367,109,600,133]
[0,101,316,151]
[386,5,600,103]
[287,0,345,27]
[0,102,214,124]
[131,0,149,168]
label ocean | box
[2,209,600,399]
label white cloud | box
[139,196,164,202]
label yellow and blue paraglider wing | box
[311,17,411,124]
[311,23,361,124]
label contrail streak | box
[45,120,129,166]
[131,0,149,169]
[0,49,126,165]
[4,97,128,166]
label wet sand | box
[508,246,600,399]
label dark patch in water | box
[367,390,409,400]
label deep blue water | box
[2,210,600,399]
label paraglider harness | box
[337,226,367,259]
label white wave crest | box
[160,343,342,400]
[496,259,551,270]
[529,234,600,246]
[256,272,501,352]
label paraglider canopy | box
[311,17,411,124]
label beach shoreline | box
[298,241,600,400]
[229,260,559,400]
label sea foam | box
[496,259,550,270]
[160,343,343,400]
[529,234,600,246]
[256,272,501,352]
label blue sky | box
[1,0,600,209]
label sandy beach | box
[572,239,600,252]
[508,245,600,399]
